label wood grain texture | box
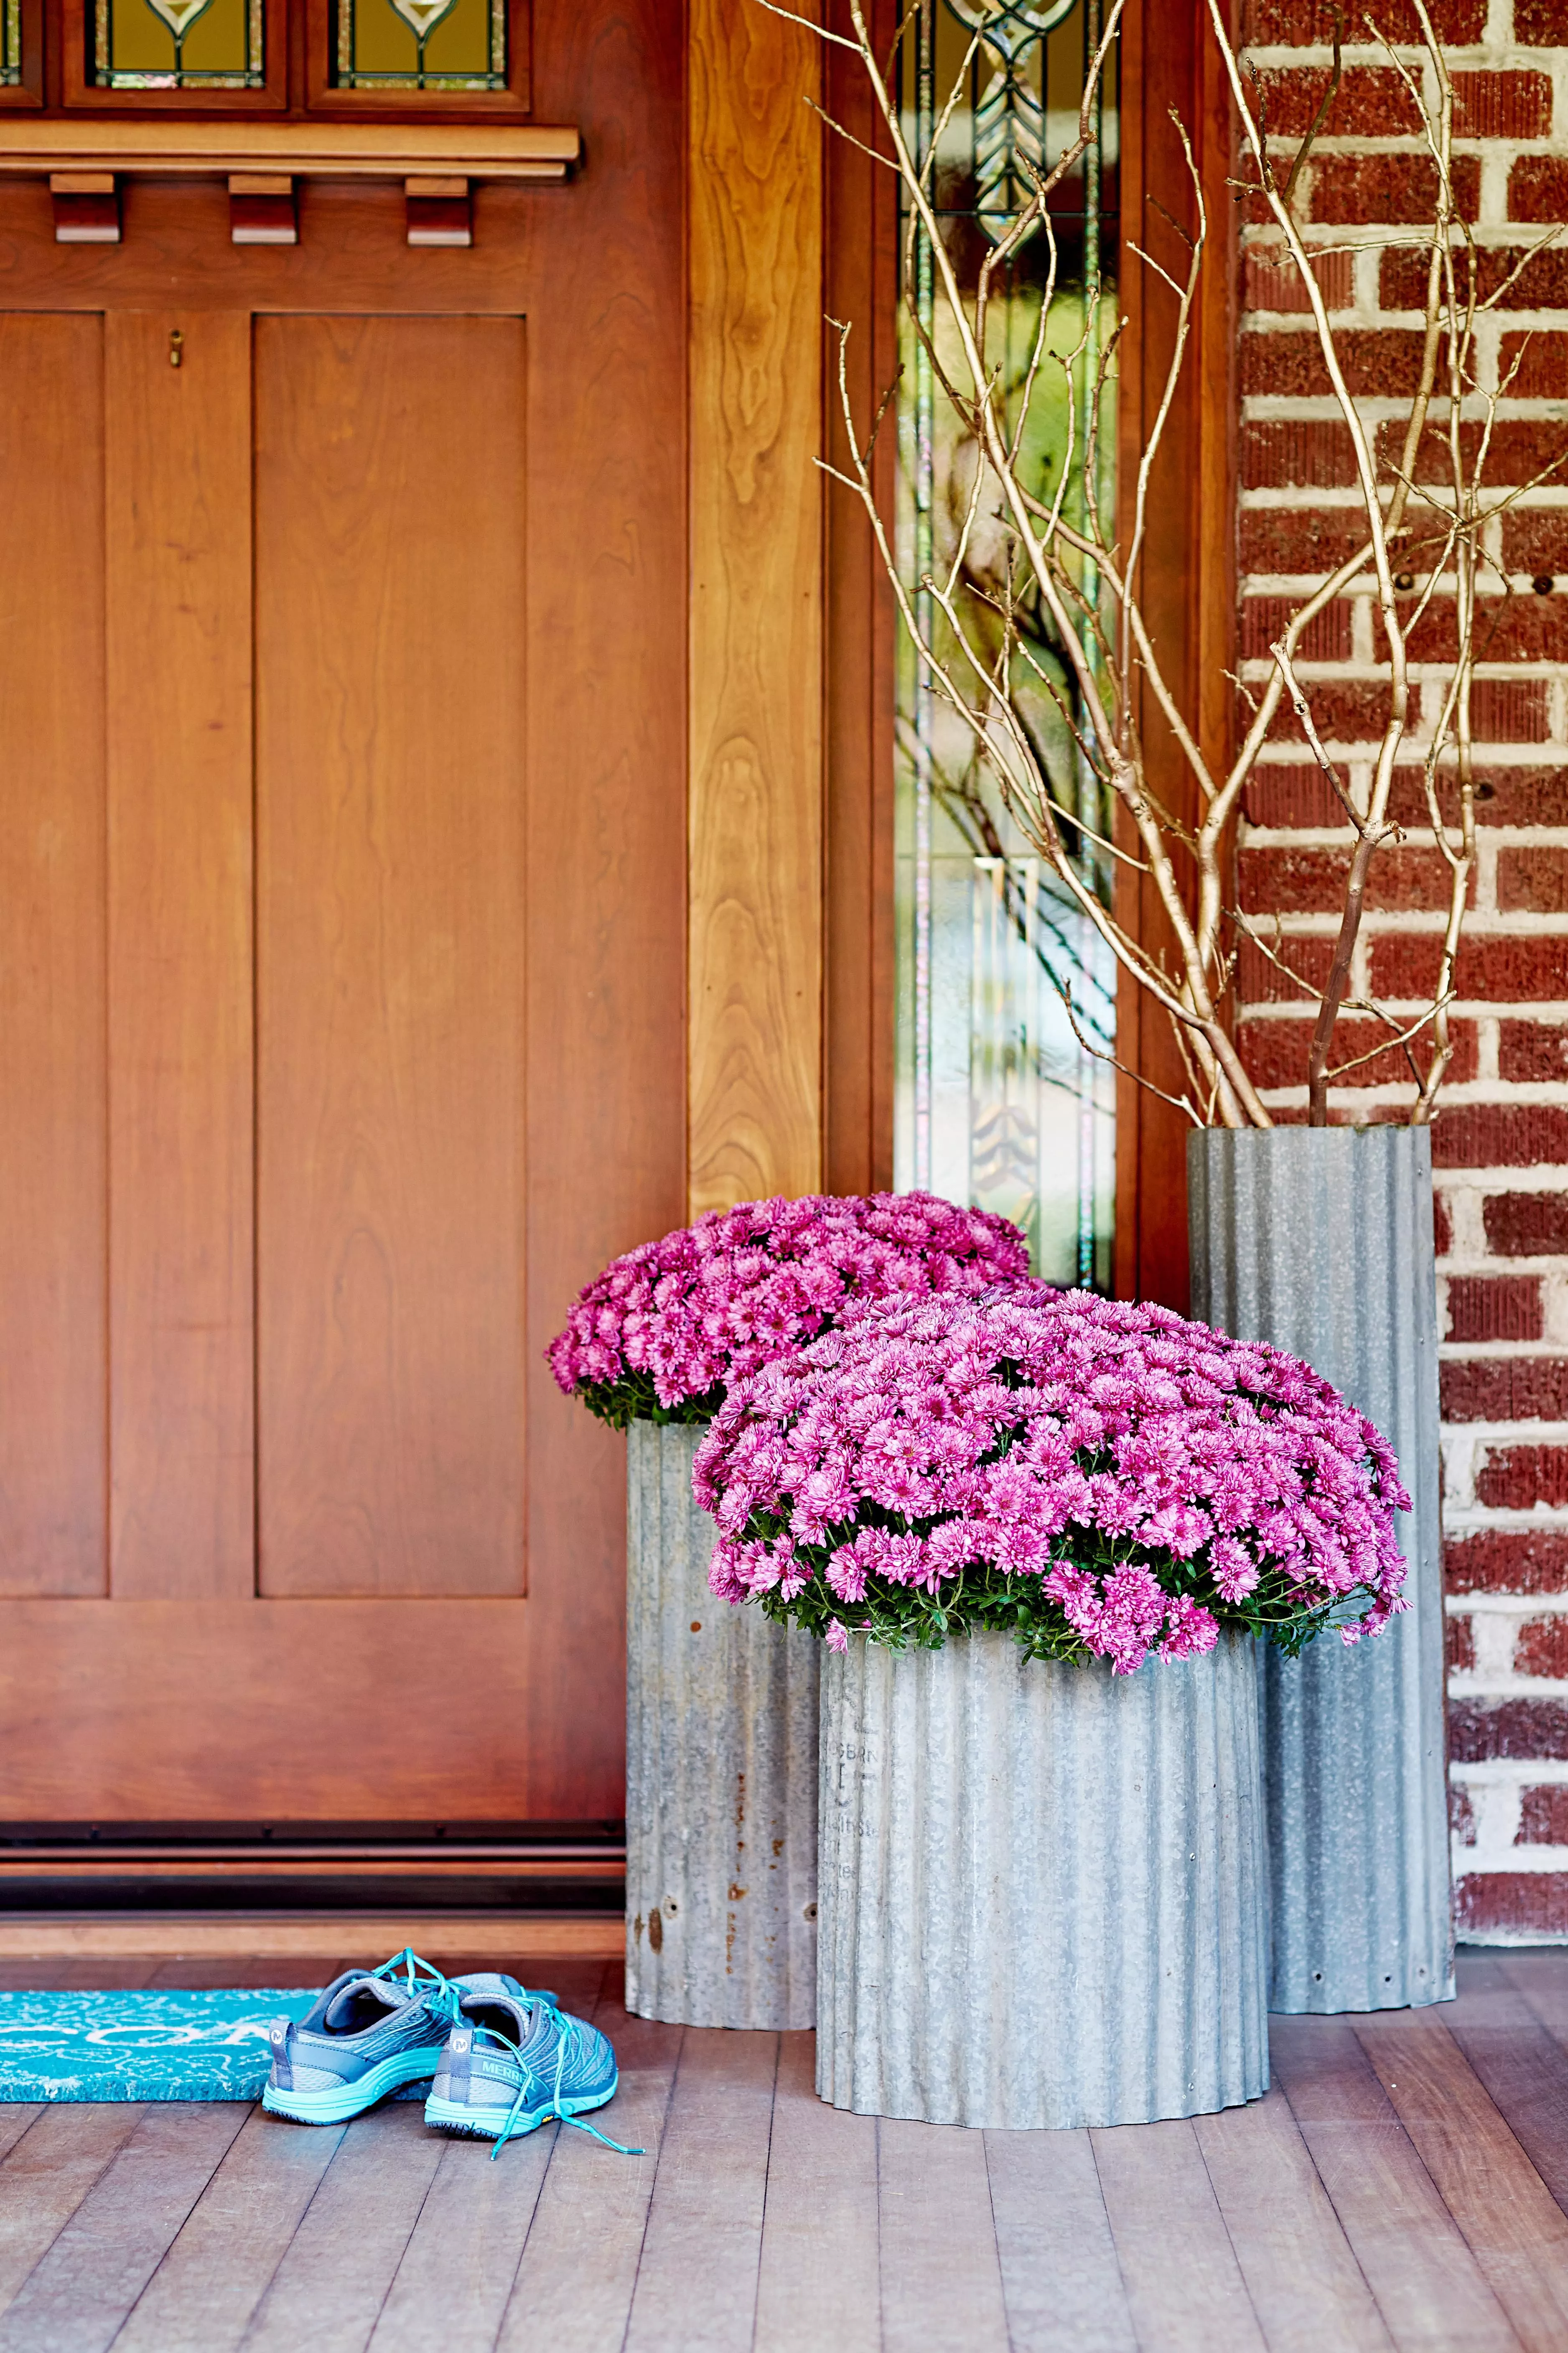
[879,2114,1010,2353]
[822,0,897,1199]
[0,1599,560,1817]
[1447,1957,1568,2217]
[0,2106,146,2315]
[368,2131,552,2353]
[0,2103,247,2353]
[687,0,825,1214]
[1113,3,1235,1311]
[0,122,577,174]
[983,2128,1138,2353]
[105,310,255,1601]
[623,2025,777,2353]
[0,1915,621,1960]
[0,313,107,1598]
[242,2105,444,2353]
[1091,2116,1268,2353]
[1195,2088,1393,2353]
[754,2032,878,2353]
[255,312,527,1601]
[112,2109,346,2353]
[496,2001,682,2353]
[519,0,689,1822]
[1356,2016,1568,2353]
[1269,2013,1522,2351]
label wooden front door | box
[0,8,684,1823]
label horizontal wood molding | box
[687,0,825,1216]
[0,1913,624,1958]
[0,121,578,177]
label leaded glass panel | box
[333,0,505,90]
[94,0,263,87]
[896,0,1117,1286]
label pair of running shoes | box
[262,1949,639,2160]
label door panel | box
[0,315,107,1600]
[256,315,527,1600]
[0,0,686,1820]
[105,311,256,1600]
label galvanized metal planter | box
[624,1421,819,2029]
[1187,1125,1453,2014]
[817,1627,1269,2129]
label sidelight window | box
[895,0,1118,1288]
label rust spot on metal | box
[632,1912,644,1945]
[648,1907,662,1953]
[728,1883,747,1902]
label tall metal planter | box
[1187,1125,1453,2013]
[817,1628,1268,2129]
[624,1421,819,2029]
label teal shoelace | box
[474,2010,644,2162]
[368,1947,468,2029]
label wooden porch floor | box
[2,1948,1568,2351]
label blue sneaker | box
[262,1948,466,2125]
[423,1973,641,2159]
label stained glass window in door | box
[896,0,1117,1287]
[95,0,263,86]
[333,0,505,89]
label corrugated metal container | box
[817,1628,1269,2129]
[1187,1125,1453,2013]
[624,1421,818,2029]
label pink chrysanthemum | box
[546,1193,1031,1426]
[694,1283,1410,1672]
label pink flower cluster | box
[692,1285,1410,1672]
[547,1193,1031,1424]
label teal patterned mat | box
[0,1989,323,2102]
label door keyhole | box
[169,330,184,369]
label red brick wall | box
[1237,1,1568,1936]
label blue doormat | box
[0,1988,323,2102]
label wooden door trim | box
[685,0,825,1217]
[1112,0,1237,1310]
[0,118,578,173]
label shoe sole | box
[424,2075,618,2141]
[262,2047,441,2124]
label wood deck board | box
[1269,2013,1524,2351]
[1194,2088,1394,2353]
[1354,2016,1568,2353]
[1091,2114,1268,2353]
[0,1952,1567,2348]
[0,2102,246,2353]
[878,2111,1010,2353]
[112,2108,347,2353]
[240,2101,447,2353]
[753,2034,879,2353]
[1443,1962,1568,2221]
[494,2001,682,2353]
[622,2025,779,2353]
[983,2125,1138,2353]
[367,2132,553,2353]
[0,2105,147,2314]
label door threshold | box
[0,1911,624,1960]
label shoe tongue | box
[323,1975,412,2032]
[459,1982,536,2039]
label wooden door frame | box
[687,0,1237,1302]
